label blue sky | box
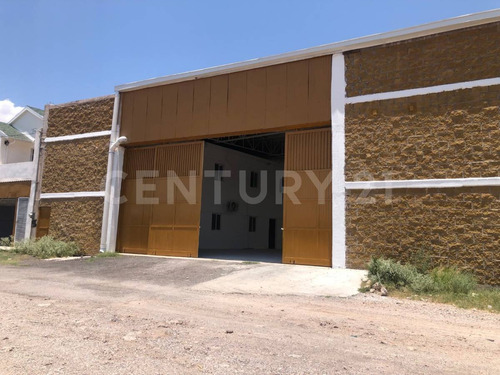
[0,0,498,115]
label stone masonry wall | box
[46,96,114,137]
[344,22,500,97]
[38,97,114,252]
[345,85,500,181]
[346,187,500,285]
[40,198,103,254]
[41,137,109,193]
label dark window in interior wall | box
[214,163,224,180]
[211,213,221,230]
[30,148,34,161]
[250,171,259,188]
[249,216,256,232]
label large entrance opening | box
[116,128,332,266]
[198,132,285,263]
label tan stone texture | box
[41,137,109,193]
[345,22,500,97]
[345,85,500,181]
[46,97,114,137]
[40,198,103,254]
[346,187,500,285]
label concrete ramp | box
[192,263,366,297]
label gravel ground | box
[0,255,498,374]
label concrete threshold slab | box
[192,263,367,297]
[121,253,366,297]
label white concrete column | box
[105,145,125,252]
[99,92,120,252]
[331,53,346,268]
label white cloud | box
[0,99,23,122]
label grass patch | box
[95,252,120,258]
[13,236,81,259]
[0,250,31,265]
[365,257,499,313]
[87,252,120,261]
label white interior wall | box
[199,142,283,250]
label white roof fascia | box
[115,9,500,92]
[7,107,43,125]
[25,107,44,120]
[21,132,35,142]
[6,107,28,125]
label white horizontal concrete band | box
[40,191,106,199]
[44,130,111,143]
[345,77,500,104]
[346,177,500,190]
[0,161,35,183]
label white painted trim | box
[44,130,112,143]
[21,132,35,142]
[331,53,346,269]
[25,107,44,120]
[116,10,500,92]
[346,77,500,104]
[345,177,500,190]
[40,191,106,199]
[7,107,43,125]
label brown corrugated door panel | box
[283,128,332,266]
[118,147,156,254]
[36,207,51,239]
[117,141,204,258]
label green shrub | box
[367,257,478,295]
[0,236,13,246]
[13,236,81,259]
[368,257,426,288]
[409,248,433,274]
[431,267,476,294]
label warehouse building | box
[32,10,499,284]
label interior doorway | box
[198,132,284,263]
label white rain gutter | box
[99,93,125,252]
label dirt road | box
[0,256,498,374]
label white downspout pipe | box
[99,92,121,252]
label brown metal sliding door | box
[118,141,204,257]
[282,128,332,266]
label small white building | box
[0,106,44,164]
[0,106,44,241]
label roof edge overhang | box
[115,9,500,93]
[7,107,43,125]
